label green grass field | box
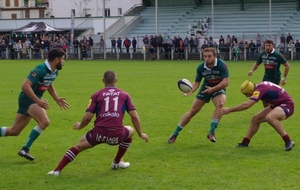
[0,59,300,190]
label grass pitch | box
[0,59,300,190]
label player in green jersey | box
[248,39,290,107]
[0,48,69,161]
[168,47,229,144]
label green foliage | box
[0,60,300,189]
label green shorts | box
[17,95,35,115]
[196,86,226,103]
[263,76,280,85]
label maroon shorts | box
[271,102,294,119]
[86,127,129,146]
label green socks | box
[209,119,219,134]
[173,125,183,136]
[23,126,43,149]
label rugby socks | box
[242,137,250,145]
[282,134,291,143]
[54,147,79,172]
[209,119,219,134]
[23,126,44,149]
[114,138,132,164]
[173,125,183,136]
[0,127,7,136]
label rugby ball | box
[177,79,192,93]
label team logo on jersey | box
[251,91,260,99]
[87,99,92,108]
[30,71,38,78]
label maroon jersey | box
[87,87,135,129]
[250,81,294,106]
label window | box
[105,8,110,17]
[25,9,30,18]
[14,0,19,7]
[6,0,10,7]
[39,9,45,18]
[118,8,122,16]
[12,14,17,19]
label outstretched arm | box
[219,99,256,115]
[73,111,94,130]
[248,62,259,76]
[47,84,69,110]
[128,110,148,142]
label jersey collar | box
[45,60,57,73]
[204,58,217,70]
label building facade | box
[0,0,46,19]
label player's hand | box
[56,97,69,110]
[202,85,213,94]
[280,77,286,85]
[182,91,192,96]
[38,99,50,109]
[73,122,81,130]
[218,108,230,115]
[248,70,253,76]
[140,133,149,142]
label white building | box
[0,0,46,19]
[49,0,142,18]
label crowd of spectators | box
[1,32,300,61]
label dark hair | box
[103,70,116,84]
[47,48,66,62]
[264,39,274,45]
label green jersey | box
[19,61,58,100]
[256,48,287,84]
[195,58,229,88]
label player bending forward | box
[48,70,148,176]
[219,80,295,151]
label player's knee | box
[216,101,225,109]
[39,119,50,128]
[251,114,261,124]
[265,114,274,123]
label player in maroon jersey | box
[219,80,295,151]
[48,70,148,176]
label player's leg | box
[238,107,271,147]
[1,114,31,136]
[111,126,134,170]
[18,104,50,161]
[168,98,206,144]
[265,106,295,151]
[48,134,94,176]
[207,93,226,142]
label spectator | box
[111,37,116,54]
[0,40,6,59]
[201,40,209,54]
[238,40,244,60]
[232,35,238,45]
[287,39,294,60]
[132,37,137,53]
[33,40,41,59]
[243,40,249,59]
[142,35,149,52]
[218,41,225,59]
[256,33,262,50]
[61,42,68,53]
[224,41,230,60]
[278,42,285,55]
[189,37,195,53]
[88,37,93,47]
[232,41,238,62]
[157,34,163,52]
[219,35,224,44]
[80,42,87,60]
[226,35,232,46]
[25,38,31,57]
[117,37,122,53]
[286,33,293,44]
[248,40,256,60]
[177,39,185,60]
[207,36,214,47]
[280,34,286,45]
[294,39,300,60]
[183,36,190,52]
[99,36,105,53]
[73,38,79,58]
[194,37,199,53]
[16,40,23,59]
[162,40,171,59]
[123,37,131,53]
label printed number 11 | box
[104,97,119,112]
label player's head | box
[48,48,66,70]
[203,47,217,64]
[103,70,117,86]
[264,39,274,54]
[240,80,255,97]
